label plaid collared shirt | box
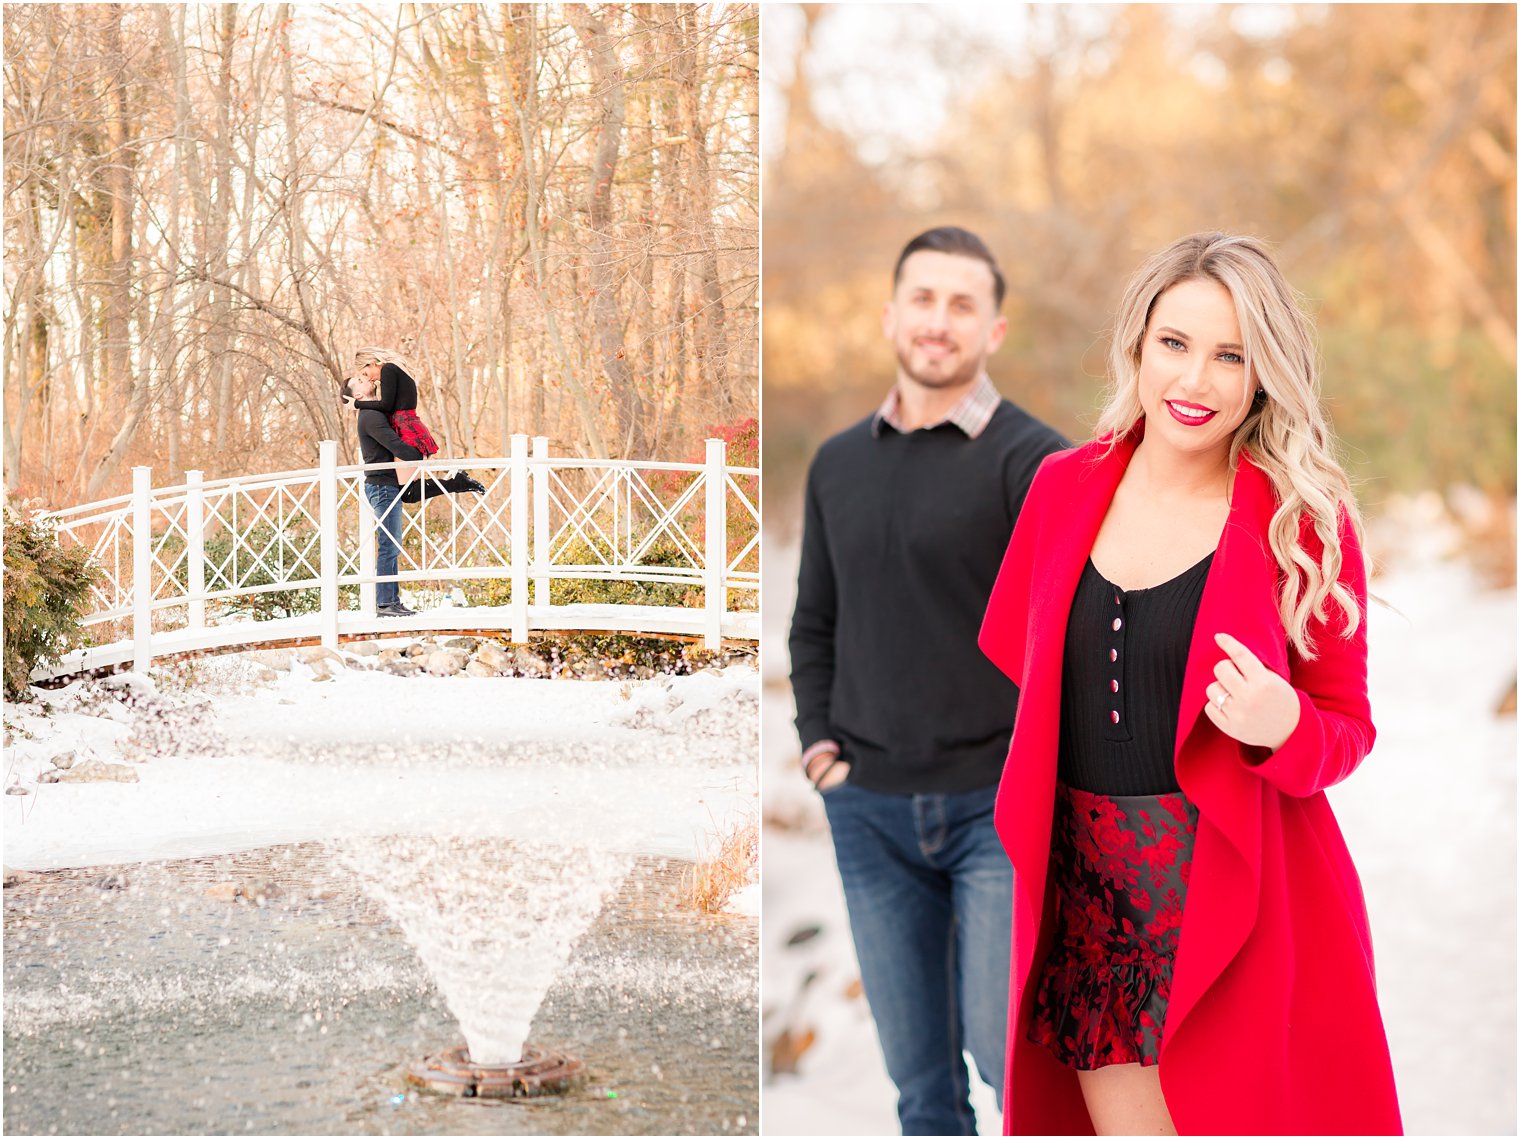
[871,372,1002,440]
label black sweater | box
[357,409,422,485]
[789,401,1068,795]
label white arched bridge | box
[38,435,758,679]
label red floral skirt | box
[1028,782,1198,1070]
[390,409,439,457]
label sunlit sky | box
[760,3,1305,165]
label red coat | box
[979,430,1401,1136]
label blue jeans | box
[821,780,1011,1136]
[362,481,404,607]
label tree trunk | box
[675,5,730,422]
[211,3,238,457]
[86,4,148,498]
[501,7,607,457]
[568,4,643,456]
[277,4,341,446]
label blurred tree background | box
[4,3,758,504]
[763,3,1515,541]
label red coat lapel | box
[1164,454,1284,1056]
[989,433,1134,1007]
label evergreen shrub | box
[3,507,99,698]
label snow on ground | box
[4,661,759,871]
[761,497,1517,1136]
[726,882,762,918]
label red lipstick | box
[1165,400,1217,426]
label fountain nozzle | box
[405,1044,586,1098]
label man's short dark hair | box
[892,226,1006,309]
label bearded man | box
[788,226,1067,1135]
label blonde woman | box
[980,233,1400,1135]
[351,346,439,457]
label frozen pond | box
[4,844,756,1135]
[4,656,760,1135]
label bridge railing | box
[42,435,758,673]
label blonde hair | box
[1094,232,1364,659]
[353,345,409,372]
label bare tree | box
[4,2,758,502]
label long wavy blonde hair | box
[1093,233,1364,659]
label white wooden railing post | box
[358,473,377,617]
[186,469,205,630]
[703,438,726,651]
[319,441,339,649]
[533,436,549,607]
[511,434,529,643]
[623,463,633,564]
[618,464,627,563]
[131,466,153,672]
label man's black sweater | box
[789,401,1068,795]
[357,409,422,485]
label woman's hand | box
[1203,632,1301,752]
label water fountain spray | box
[335,834,631,1098]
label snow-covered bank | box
[4,661,759,871]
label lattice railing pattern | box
[727,470,761,581]
[202,479,323,598]
[542,465,706,578]
[379,466,516,577]
[40,436,755,669]
[50,504,134,621]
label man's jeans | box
[362,481,404,607]
[821,780,1012,1136]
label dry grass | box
[684,813,758,914]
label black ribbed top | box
[1057,552,1214,795]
